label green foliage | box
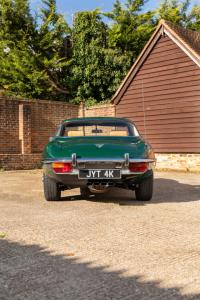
[157,0,189,25]
[33,0,72,99]
[157,0,200,29]
[188,5,200,30]
[0,0,71,99]
[0,0,200,104]
[0,0,35,41]
[71,10,131,104]
[105,0,157,62]
[0,0,38,97]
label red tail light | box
[129,162,148,172]
[52,162,72,173]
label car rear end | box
[43,118,155,201]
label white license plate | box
[79,169,121,179]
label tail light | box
[52,162,72,173]
[129,162,148,173]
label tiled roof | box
[165,20,200,57]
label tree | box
[105,0,157,63]
[0,0,199,103]
[157,0,200,30]
[187,5,200,30]
[35,0,72,98]
[71,10,131,105]
[0,0,35,41]
[157,0,189,25]
[0,0,71,99]
[0,0,37,96]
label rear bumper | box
[43,153,155,188]
[43,157,155,164]
[43,162,154,188]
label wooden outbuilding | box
[113,20,200,154]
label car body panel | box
[43,117,155,191]
[43,136,149,161]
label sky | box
[30,0,200,24]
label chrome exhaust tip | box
[88,183,110,194]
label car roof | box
[62,117,130,123]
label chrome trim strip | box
[77,158,125,163]
[129,159,155,163]
[122,169,145,175]
[54,170,79,175]
[43,158,156,164]
[43,159,71,164]
[51,169,144,176]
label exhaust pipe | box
[88,182,111,194]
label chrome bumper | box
[43,153,156,165]
[43,153,156,175]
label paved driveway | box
[0,170,200,300]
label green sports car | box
[43,117,156,201]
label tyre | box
[43,174,61,201]
[135,175,153,201]
[80,187,91,198]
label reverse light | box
[129,162,148,173]
[52,162,72,173]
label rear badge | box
[95,144,104,148]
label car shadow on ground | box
[1,239,199,300]
[61,178,200,205]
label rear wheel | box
[135,175,153,201]
[43,174,61,201]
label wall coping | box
[0,154,42,157]
[85,104,115,110]
[0,96,116,110]
[0,96,78,107]
[156,153,200,155]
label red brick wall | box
[0,97,115,170]
[84,104,115,118]
[0,97,79,154]
[29,100,79,153]
[0,98,21,154]
[0,154,42,170]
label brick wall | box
[84,104,116,118]
[30,100,78,153]
[0,154,42,171]
[0,97,79,155]
[0,97,115,170]
[0,98,21,154]
[156,154,200,173]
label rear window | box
[59,121,139,137]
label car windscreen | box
[59,121,139,137]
